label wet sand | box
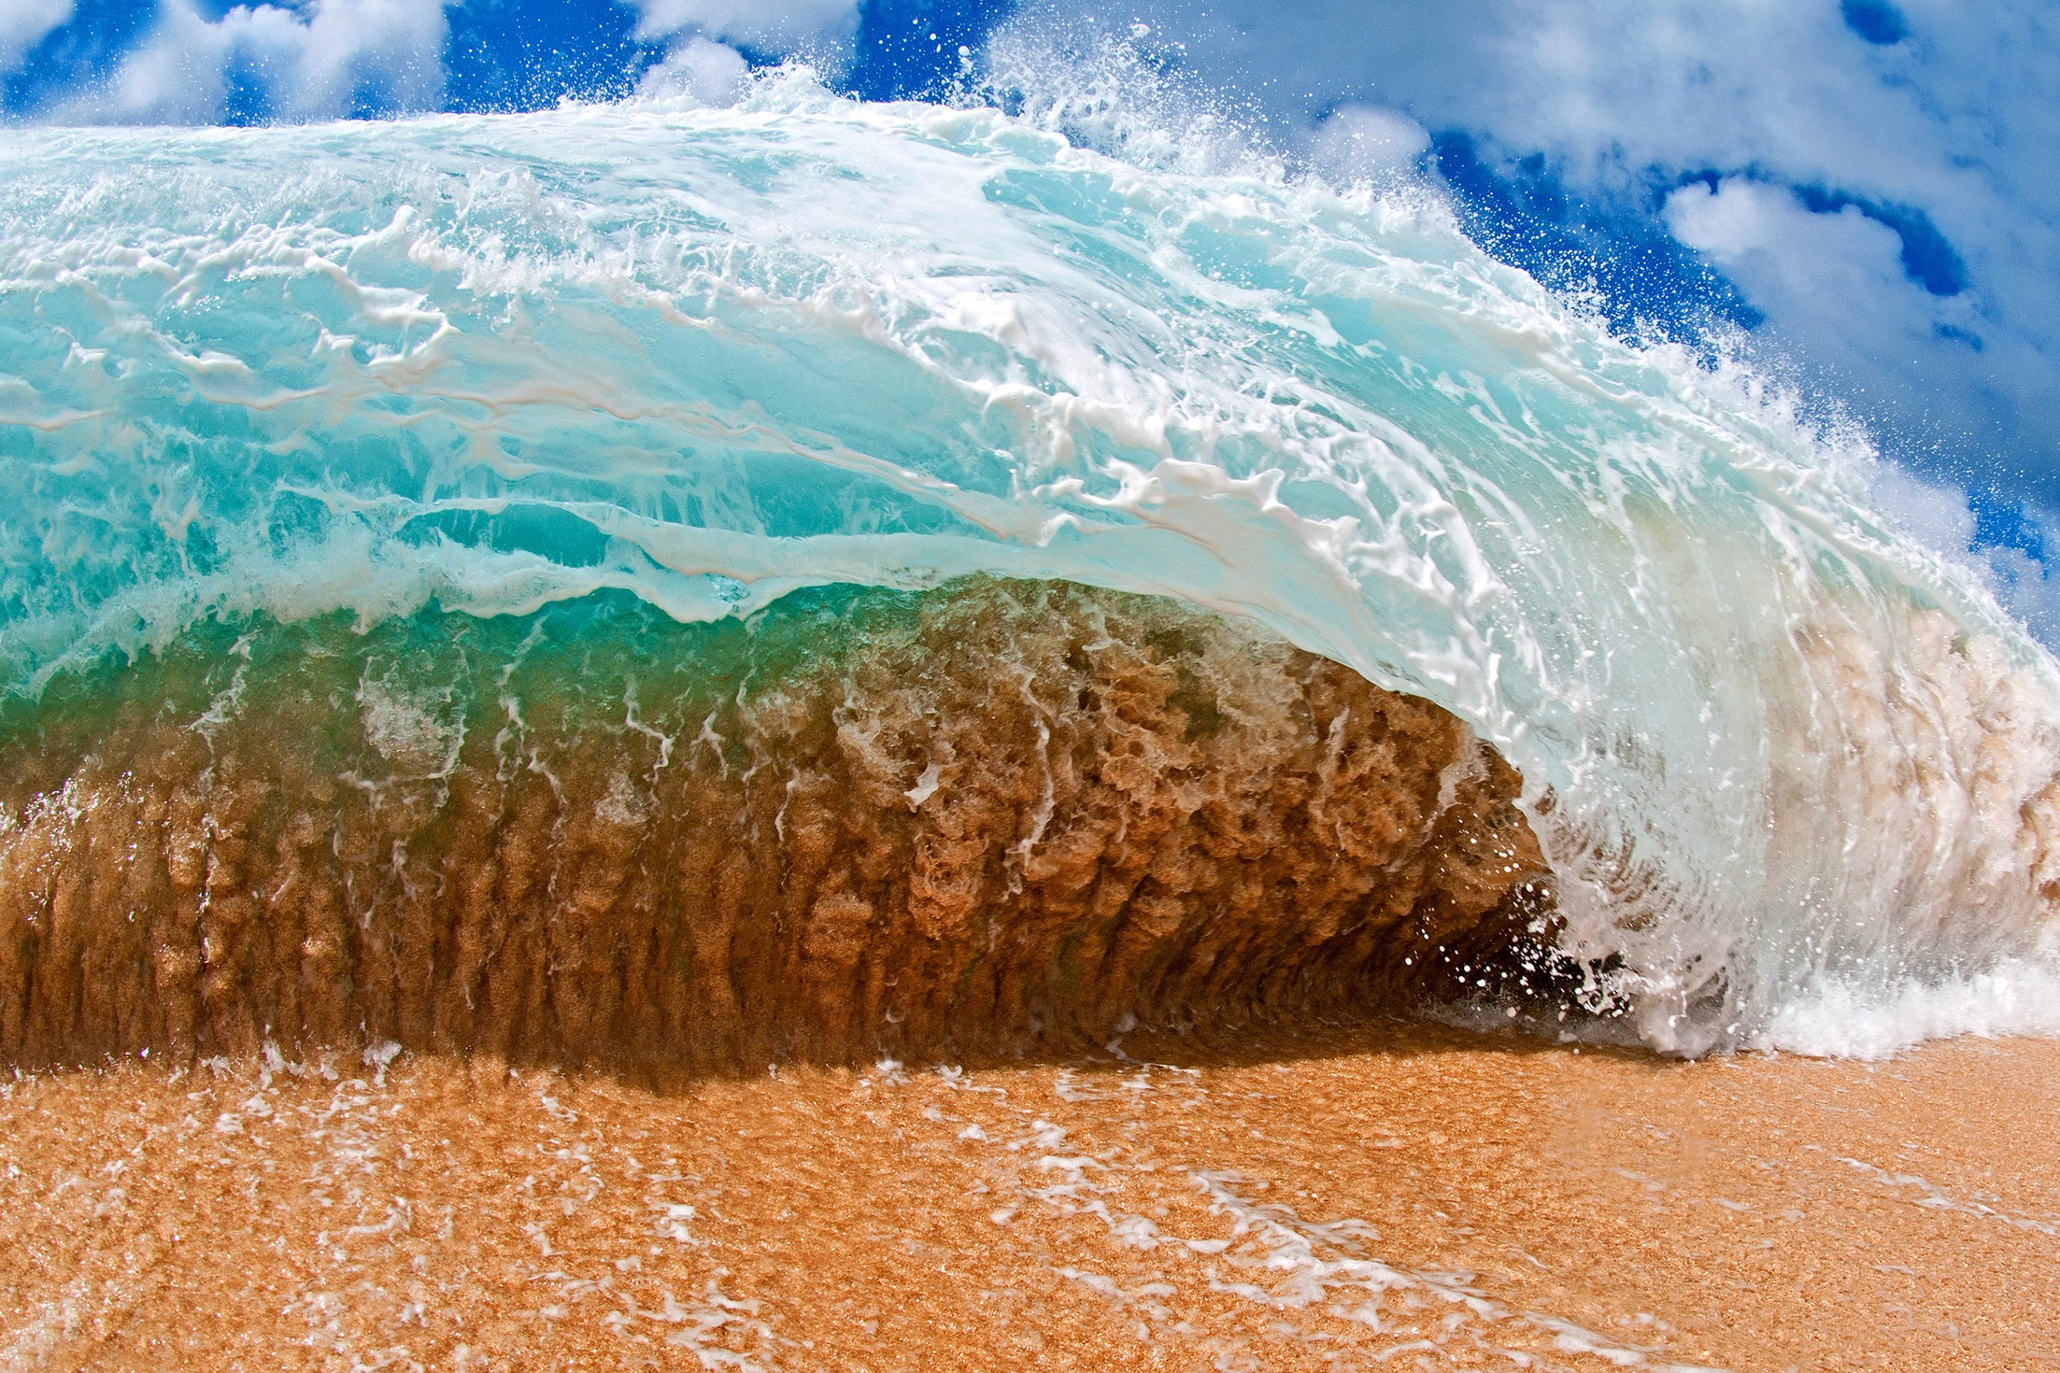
[0,1026,2054,1371]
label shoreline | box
[2,1024,2054,1370]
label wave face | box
[1,79,2056,1054]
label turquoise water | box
[2,74,2056,1054]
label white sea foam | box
[0,67,2055,1054]
[1759,952,2060,1059]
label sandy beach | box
[1,1025,2052,1371]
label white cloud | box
[61,0,448,125]
[1869,464,2060,644]
[1984,543,2060,645]
[0,0,73,77]
[1301,104,1428,185]
[270,0,444,118]
[79,1,235,124]
[1870,462,1977,561]
[621,0,856,58]
[636,35,748,105]
[1659,178,1994,436]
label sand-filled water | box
[0,579,1549,1071]
[0,1027,2052,1371]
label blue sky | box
[6,0,2057,627]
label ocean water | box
[1,69,2056,1058]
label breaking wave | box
[0,63,2055,1058]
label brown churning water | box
[0,577,1551,1072]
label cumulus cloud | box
[636,34,749,105]
[618,0,854,102]
[1301,104,1428,185]
[621,0,856,58]
[1661,177,1996,440]
[1872,462,2060,643]
[1871,462,1979,561]
[59,0,447,124]
[0,0,72,77]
